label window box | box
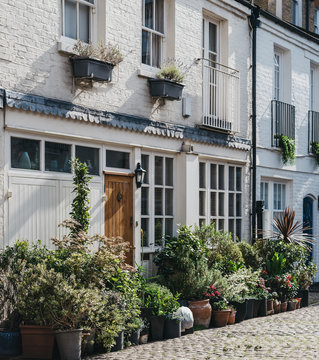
[148,78,184,101]
[70,57,114,82]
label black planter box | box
[245,299,255,320]
[148,78,184,100]
[111,331,124,352]
[231,301,247,323]
[71,57,114,82]
[164,319,181,340]
[150,316,165,341]
[258,299,267,317]
[297,289,309,308]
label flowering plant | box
[253,277,270,300]
[265,273,298,301]
[204,286,228,310]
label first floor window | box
[62,0,95,43]
[199,161,243,240]
[11,137,40,170]
[141,153,174,250]
[315,9,319,34]
[76,145,99,175]
[45,142,71,173]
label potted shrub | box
[149,61,185,100]
[295,262,317,308]
[71,40,123,82]
[227,307,236,325]
[211,300,230,328]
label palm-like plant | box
[272,208,313,247]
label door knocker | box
[117,191,123,202]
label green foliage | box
[156,60,185,83]
[266,252,287,276]
[70,159,92,237]
[311,141,319,165]
[278,135,295,165]
[237,241,260,270]
[211,300,228,311]
[294,262,317,290]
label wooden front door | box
[105,173,134,265]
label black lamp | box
[135,162,146,188]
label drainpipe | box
[249,6,260,243]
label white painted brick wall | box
[0,112,4,247]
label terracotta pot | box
[274,301,281,314]
[227,310,236,325]
[267,299,274,315]
[188,299,212,329]
[281,301,287,312]
[212,310,231,327]
[20,325,54,359]
[287,300,298,311]
[294,297,302,309]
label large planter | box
[71,57,114,82]
[281,301,287,312]
[148,78,184,100]
[231,301,247,323]
[164,318,181,339]
[150,315,165,341]
[55,329,82,360]
[287,300,298,311]
[258,299,267,317]
[188,299,212,329]
[128,329,141,346]
[227,310,236,325]
[245,299,255,320]
[111,330,124,352]
[298,289,309,308]
[267,299,274,315]
[0,331,21,356]
[20,325,54,359]
[253,299,261,318]
[274,301,281,314]
[212,310,231,327]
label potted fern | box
[149,61,185,100]
[71,40,123,82]
[278,135,295,165]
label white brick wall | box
[0,112,4,247]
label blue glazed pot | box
[0,331,22,356]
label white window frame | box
[142,0,165,68]
[61,0,96,43]
[202,18,220,62]
[140,153,175,253]
[199,161,243,240]
[292,0,302,26]
[315,8,319,34]
[310,64,319,112]
[274,50,283,101]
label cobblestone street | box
[88,298,319,360]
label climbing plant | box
[311,141,319,166]
[279,135,295,165]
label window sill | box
[138,65,159,79]
[57,36,78,55]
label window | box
[199,162,243,240]
[142,0,164,68]
[273,183,286,219]
[75,145,99,175]
[105,150,130,169]
[274,51,282,101]
[292,0,302,26]
[45,142,71,173]
[11,137,40,170]
[315,9,319,34]
[141,154,174,250]
[62,0,95,43]
[260,182,269,210]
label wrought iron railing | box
[308,110,319,152]
[271,100,295,147]
[202,59,240,133]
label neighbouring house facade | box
[0,0,252,274]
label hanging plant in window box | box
[149,61,186,101]
[70,40,123,82]
[278,134,295,165]
[310,141,319,166]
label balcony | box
[308,110,319,151]
[202,59,240,133]
[271,100,295,147]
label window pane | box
[141,218,149,247]
[144,0,153,28]
[152,34,161,68]
[218,219,224,231]
[155,156,163,185]
[282,184,286,208]
[199,162,206,188]
[218,165,224,190]
[218,192,224,216]
[75,146,99,175]
[236,168,242,191]
[105,150,130,169]
[165,158,173,186]
[274,183,278,209]
[142,30,151,65]
[229,166,234,191]
[264,182,269,209]
[11,137,40,170]
[141,155,149,184]
[236,194,242,217]
[65,0,77,39]
[155,218,163,246]
[155,188,163,215]
[278,184,282,210]
[199,191,206,216]
[210,164,217,189]
[199,219,206,228]
[165,218,173,239]
[210,192,216,216]
[79,4,90,43]
[209,22,217,53]
[229,193,234,217]
[229,219,235,239]
[155,0,164,32]
[236,219,242,240]
[165,189,173,215]
[141,187,149,215]
[45,142,71,173]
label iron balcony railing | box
[308,110,319,152]
[202,59,240,133]
[271,100,295,147]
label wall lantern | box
[135,162,146,188]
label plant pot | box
[128,329,140,345]
[227,310,236,325]
[82,329,95,355]
[148,78,184,100]
[164,318,181,339]
[281,301,287,312]
[287,301,298,311]
[245,299,255,320]
[253,299,261,318]
[20,325,54,359]
[274,301,281,314]
[55,328,82,360]
[298,289,309,308]
[188,299,212,329]
[231,301,247,323]
[111,330,124,352]
[71,57,114,82]
[258,298,267,317]
[294,297,302,309]
[0,331,22,356]
[139,333,148,344]
[212,310,231,327]
[150,315,165,341]
[267,299,274,315]
[141,307,153,322]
